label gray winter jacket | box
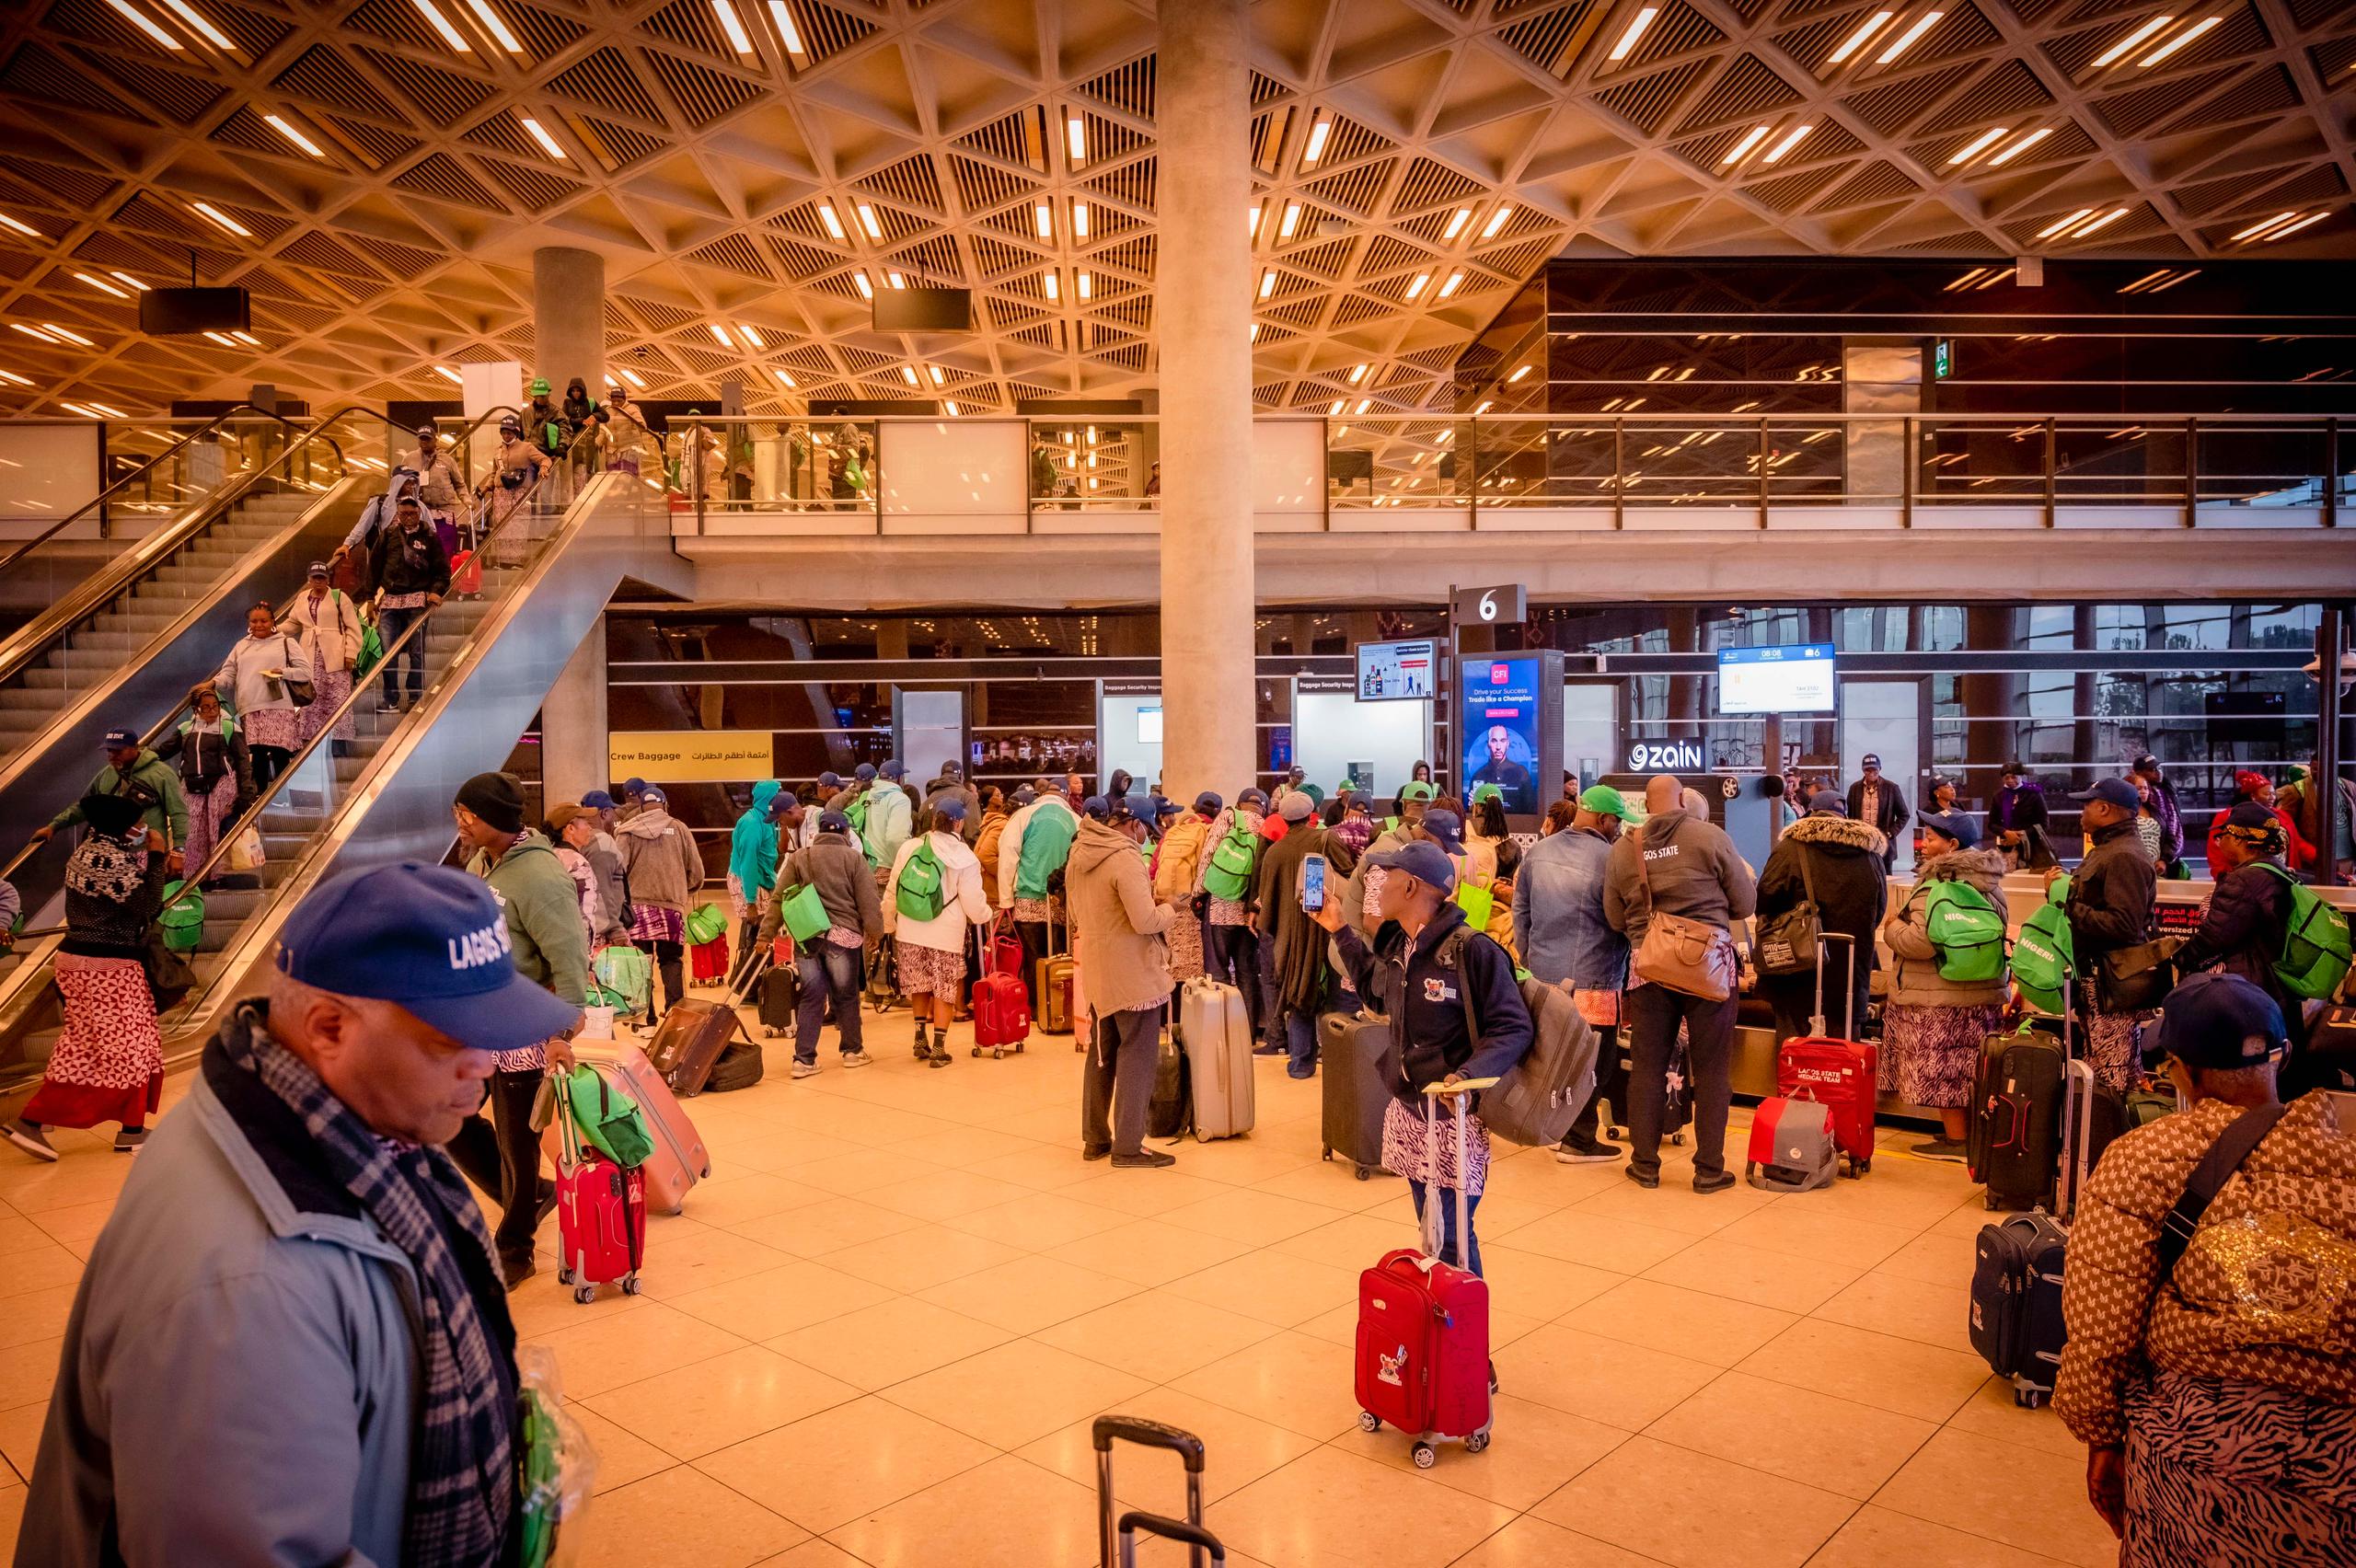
[617,806,706,917]
[19,1022,433,1566]
[1882,846,2011,1008]
[1602,809,1758,942]
[779,828,884,940]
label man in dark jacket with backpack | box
[2062,778,2161,1091]
[2173,801,2297,1020]
[1754,791,1886,1043]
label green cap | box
[1470,782,1503,805]
[1401,780,1436,801]
[1577,784,1629,818]
[528,377,550,396]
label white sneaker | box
[840,1050,873,1068]
[790,1060,820,1079]
[5,1119,58,1162]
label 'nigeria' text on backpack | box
[895,839,948,921]
[1923,879,2009,986]
[2254,862,2353,1000]
[1202,815,1261,902]
[2013,877,2073,1014]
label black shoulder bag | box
[1754,843,1821,977]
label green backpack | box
[684,901,728,946]
[158,881,206,952]
[2012,875,2074,1014]
[1202,817,1260,901]
[2254,862,2353,1000]
[559,1063,653,1169]
[895,838,948,921]
[591,945,652,1012]
[1922,879,2007,985]
[845,790,872,848]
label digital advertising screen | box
[1717,643,1837,715]
[1457,652,1560,816]
[1356,639,1436,701]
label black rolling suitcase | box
[757,952,800,1038]
[1605,1020,1692,1147]
[1969,1016,2066,1211]
[1969,1212,2069,1408]
[1320,1010,1395,1179]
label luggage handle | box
[1418,1078,1496,1270]
[1117,1510,1224,1568]
[1809,931,1857,1040]
[1093,1417,1206,1568]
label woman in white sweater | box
[210,601,311,789]
[884,799,990,1067]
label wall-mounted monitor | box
[1456,651,1563,820]
[1356,639,1436,701]
[1718,643,1837,714]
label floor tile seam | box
[1634,1367,1949,1502]
[681,1428,1001,1544]
[1314,1413,1640,1525]
[1853,1474,2093,1562]
[1794,1514,2082,1568]
[1793,1307,1969,1357]
[802,1448,1084,1556]
[1013,1313,1290,1384]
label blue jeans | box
[1408,1182,1483,1276]
[377,602,427,705]
[1283,1006,1321,1078]
[794,944,864,1064]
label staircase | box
[0,489,323,764]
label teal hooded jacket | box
[729,780,783,898]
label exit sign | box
[1932,339,1956,379]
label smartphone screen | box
[1300,852,1328,911]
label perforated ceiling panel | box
[0,0,2348,416]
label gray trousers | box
[1082,1005,1163,1157]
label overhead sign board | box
[1452,583,1527,627]
[609,730,776,783]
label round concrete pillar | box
[533,246,606,395]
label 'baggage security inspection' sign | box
[609,732,777,783]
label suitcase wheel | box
[1354,1165,1372,1182]
[572,1285,596,1305]
[1322,1147,1333,1162]
[1464,1429,1491,1455]
[556,1265,573,1286]
[2015,1387,2046,1410]
[1670,1132,1686,1147]
[621,1274,641,1297]
[1412,1442,1437,1470]
[1357,1411,1380,1434]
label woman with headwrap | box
[2205,771,2313,874]
[2177,801,2303,1019]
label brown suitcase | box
[647,998,747,1097]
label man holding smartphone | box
[1255,792,1357,1079]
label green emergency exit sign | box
[1932,339,1956,379]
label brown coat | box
[1066,816,1174,1016]
[975,808,1009,907]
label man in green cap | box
[525,378,564,455]
[1381,779,1436,845]
[1514,784,1633,1162]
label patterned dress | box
[1883,1001,2002,1110]
[27,953,164,1129]
[2079,979,2158,1093]
[1380,1097,1490,1196]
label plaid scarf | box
[219,1014,515,1564]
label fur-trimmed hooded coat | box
[1882,845,2010,1008]
[1756,812,1889,978]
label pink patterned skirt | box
[897,940,964,998]
[28,952,164,1129]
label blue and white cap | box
[273,862,580,1053]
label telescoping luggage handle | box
[1092,1416,1207,1568]
[1808,930,1858,1039]
[1419,1078,1498,1272]
[1117,1510,1226,1568]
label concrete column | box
[541,616,608,809]
[1157,0,1255,800]
[533,247,606,394]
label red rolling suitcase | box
[552,1076,646,1304]
[689,934,731,985]
[1774,931,1877,1178]
[1355,1086,1494,1469]
[970,926,1030,1058]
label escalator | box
[0,406,522,925]
[0,467,681,1092]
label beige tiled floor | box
[0,1017,2117,1566]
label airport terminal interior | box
[0,0,2353,1563]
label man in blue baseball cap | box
[29,723,191,875]
[2062,774,2163,1091]
[17,862,570,1568]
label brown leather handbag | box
[1631,823,1733,1001]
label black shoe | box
[1553,1133,1621,1164]
[1623,1164,1660,1190]
[113,1126,149,1154]
[533,1180,559,1228]
[1081,1142,1112,1160]
[1911,1136,1969,1163]
[500,1251,537,1289]
[4,1119,56,1162]
[1692,1170,1737,1194]
[928,1043,951,1068]
[1111,1147,1176,1170]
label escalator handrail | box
[0,403,306,576]
[0,403,510,695]
[7,440,560,940]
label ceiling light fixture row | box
[1720,121,1814,167]
[1947,126,2051,167]
[2089,14,2223,71]
[2036,206,2131,242]
[2231,209,2332,245]
[1822,8,1946,69]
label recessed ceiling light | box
[2139,15,2219,66]
[1438,270,1465,299]
[2091,13,2173,67]
[1481,204,1514,239]
[1947,126,2009,165]
[2070,206,2131,240]
[618,367,644,387]
[929,364,945,385]
[202,329,237,346]
[0,212,40,238]
[1300,113,1331,167]
[818,202,845,240]
[41,323,91,346]
[1072,201,1090,238]
[1876,10,1943,64]
[710,0,754,56]
[1347,363,1368,384]
[767,0,807,61]
[2232,211,2304,244]
[1761,124,1813,163]
[1248,202,1263,236]
[2037,207,2095,238]
[1065,110,1086,164]
[109,271,149,291]
[412,0,469,51]
[737,323,764,349]
[1329,398,1345,417]
[1044,269,1059,299]
[464,0,523,52]
[1608,5,1659,61]
[102,0,182,49]
[157,0,233,49]
[1405,271,1431,299]
[901,366,919,386]
[1507,363,1532,383]
[0,368,29,386]
[433,363,464,384]
[1826,9,1894,63]
[230,329,260,346]
[1249,321,1261,340]
[1721,125,1772,164]
[773,367,796,386]
[856,203,882,239]
[61,401,100,419]
[852,270,873,299]
[886,271,905,289]
[709,323,733,347]
[263,113,326,158]
[10,324,57,343]
[1985,127,2050,166]
[74,271,128,299]
[943,400,958,417]
[1257,269,1276,299]
[191,201,250,237]
[1034,202,1053,239]
[1355,398,1371,414]
[88,402,126,419]
[519,114,566,159]
[1278,202,1301,238]
[1443,207,1472,239]
[1075,271,1091,299]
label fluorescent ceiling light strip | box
[1827,10,1894,63]
[774,367,796,386]
[0,369,29,386]
[519,114,565,159]
[710,0,754,56]
[852,271,872,298]
[1761,124,1813,163]
[1279,202,1301,237]
[856,203,882,238]
[42,323,92,346]
[1482,204,1514,238]
[2070,206,2130,239]
[2139,15,2218,66]
[1721,125,1772,164]
[434,363,464,384]
[11,324,58,343]
[203,329,236,346]
[1608,5,1659,62]
[1257,269,1276,299]
[0,212,39,238]
[768,0,807,59]
[818,202,845,239]
[2037,207,2095,238]
[157,0,234,49]
[737,324,763,349]
[1301,115,1331,166]
[1034,202,1052,238]
[1072,201,1090,238]
[1044,270,1058,299]
[1404,271,1430,299]
[1876,10,1943,64]
[1443,207,1472,239]
[110,271,148,290]
[412,0,468,50]
[264,113,325,157]
[1985,127,2050,166]
[103,0,183,49]
[2253,211,2327,243]
[191,201,250,236]
[709,323,733,346]
[1947,126,2009,165]
[230,329,260,346]
[1066,111,1086,162]
[2226,211,2293,242]
[464,0,522,51]
[1438,269,1465,298]
[618,368,644,387]
[74,271,128,298]
[2091,13,2172,67]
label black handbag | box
[143,927,195,1010]
[2096,939,2175,1013]
[1754,844,1821,977]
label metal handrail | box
[0,402,306,574]
[12,440,560,940]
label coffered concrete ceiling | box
[0,0,2347,417]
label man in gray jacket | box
[768,809,885,1077]
[18,862,580,1568]
[1602,776,1758,1194]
